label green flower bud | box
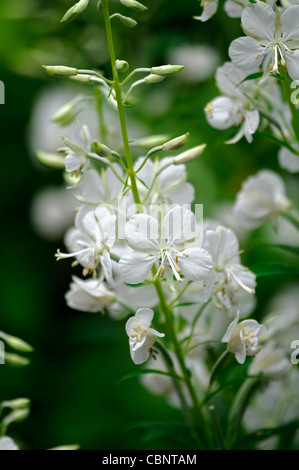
[0,332,33,353]
[69,74,91,83]
[4,353,31,367]
[51,103,76,126]
[1,398,31,410]
[173,144,207,165]
[151,64,184,77]
[116,59,129,72]
[162,132,190,151]
[133,135,170,148]
[35,151,65,170]
[3,408,30,426]
[92,141,113,157]
[61,0,90,23]
[120,0,147,11]
[43,65,78,78]
[117,14,137,27]
[49,445,80,451]
[144,74,165,84]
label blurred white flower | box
[0,436,19,450]
[248,341,290,378]
[30,186,76,241]
[234,170,291,229]
[167,44,219,83]
[125,308,165,364]
[194,0,219,22]
[222,313,266,364]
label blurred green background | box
[0,0,298,450]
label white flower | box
[65,275,159,318]
[204,225,256,314]
[222,313,266,364]
[134,157,195,205]
[56,205,116,285]
[125,308,165,364]
[167,44,219,83]
[234,170,291,229]
[119,206,213,284]
[278,145,299,173]
[75,166,124,205]
[194,0,219,22]
[64,124,92,173]
[249,341,290,378]
[229,3,299,81]
[205,62,260,143]
[0,436,19,450]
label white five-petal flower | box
[229,3,299,81]
[119,206,213,285]
[64,124,92,173]
[125,308,165,364]
[56,205,116,285]
[222,312,266,364]
[205,62,260,143]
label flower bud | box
[69,74,91,83]
[116,59,129,72]
[117,14,137,27]
[3,409,30,426]
[134,135,170,148]
[120,0,147,11]
[49,445,80,451]
[173,144,206,165]
[43,65,78,78]
[1,398,31,410]
[92,141,113,157]
[51,103,76,126]
[0,332,33,353]
[144,74,165,84]
[151,64,184,77]
[4,353,31,367]
[162,132,190,151]
[61,0,89,23]
[35,151,65,170]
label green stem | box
[101,0,141,206]
[95,90,108,145]
[281,67,299,142]
[153,270,210,448]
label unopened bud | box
[173,144,206,165]
[69,74,91,83]
[4,353,31,367]
[43,65,78,78]
[0,332,33,353]
[49,445,80,451]
[1,398,31,410]
[35,151,65,170]
[162,133,190,151]
[144,74,165,84]
[134,135,170,148]
[117,14,137,27]
[120,0,147,11]
[3,408,30,426]
[51,103,76,125]
[151,64,184,77]
[92,141,112,157]
[116,59,129,72]
[61,0,89,23]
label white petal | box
[136,307,154,327]
[77,169,106,203]
[241,3,276,42]
[130,345,151,364]
[163,206,197,245]
[204,225,240,266]
[278,147,299,173]
[229,37,264,71]
[281,5,299,41]
[125,214,160,252]
[64,152,84,172]
[224,0,243,18]
[200,0,218,22]
[205,96,240,130]
[118,250,156,284]
[244,109,260,143]
[285,50,299,81]
[177,247,213,282]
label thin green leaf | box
[239,71,263,85]
[235,420,299,449]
